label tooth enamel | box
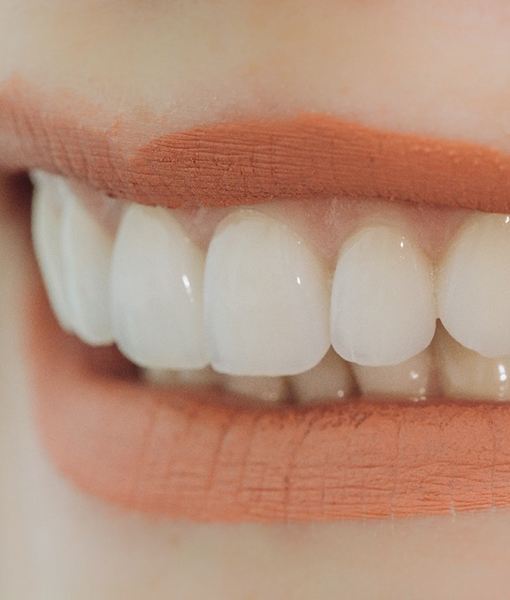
[60,183,114,345]
[289,349,354,404]
[111,204,208,370]
[438,214,510,358]
[204,209,330,376]
[145,367,221,388]
[330,225,436,367]
[144,369,179,387]
[224,374,287,403]
[353,348,433,400]
[31,171,73,331]
[437,326,510,401]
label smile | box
[4,80,510,522]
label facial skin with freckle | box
[4,2,510,599]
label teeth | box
[34,170,510,405]
[60,182,114,345]
[31,171,73,331]
[353,348,433,400]
[436,326,510,401]
[289,349,354,404]
[111,204,208,370]
[204,209,330,376]
[438,214,510,358]
[224,375,287,403]
[145,367,221,388]
[330,225,436,366]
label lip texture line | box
[28,285,510,523]
[2,81,510,213]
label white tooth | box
[353,348,433,400]
[144,369,179,387]
[289,349,354,404]
[60,182,114,345]
[144,367,220,388]
[438,213,510,358]
[31,171,73,331]
[204,209,330,376]
[111,204,207,369]
[175,367,222,387]
[224,374,287,403]
[437,326,510,401]
[330,224,436,366]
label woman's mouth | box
[5,81,510,523]
[24,152,510,523]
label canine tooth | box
[60,183,114,345]
[353,349,433,400]
[224,375,287,403]
[111,204,207,369]
[331,224,436,366]
[438,214,510,358]
[289,350,354,404]
[204,209,330,376]
[437,326,510,401]
[31,171,73,331]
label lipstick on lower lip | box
[27,284,510,522]
[1,79,510,214]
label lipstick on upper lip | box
[1,79,510,213]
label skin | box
[3,1,510,598]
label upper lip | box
[2,79,510,213]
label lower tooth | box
[224,375,287,403]
[353,348,433,400]
[31,171,73,332]
[436,326,510,401]
[145,367,221,388]
[289,349,354,404]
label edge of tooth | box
[60,182,114,345]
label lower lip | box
[26,281,510,522]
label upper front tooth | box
[144,367,221,388]
[111,204,208,370]
[60,182,114,345]
[330,224,436,366]
[204,209,330,376]
[31,171,73,332]
[438,214,510,358]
